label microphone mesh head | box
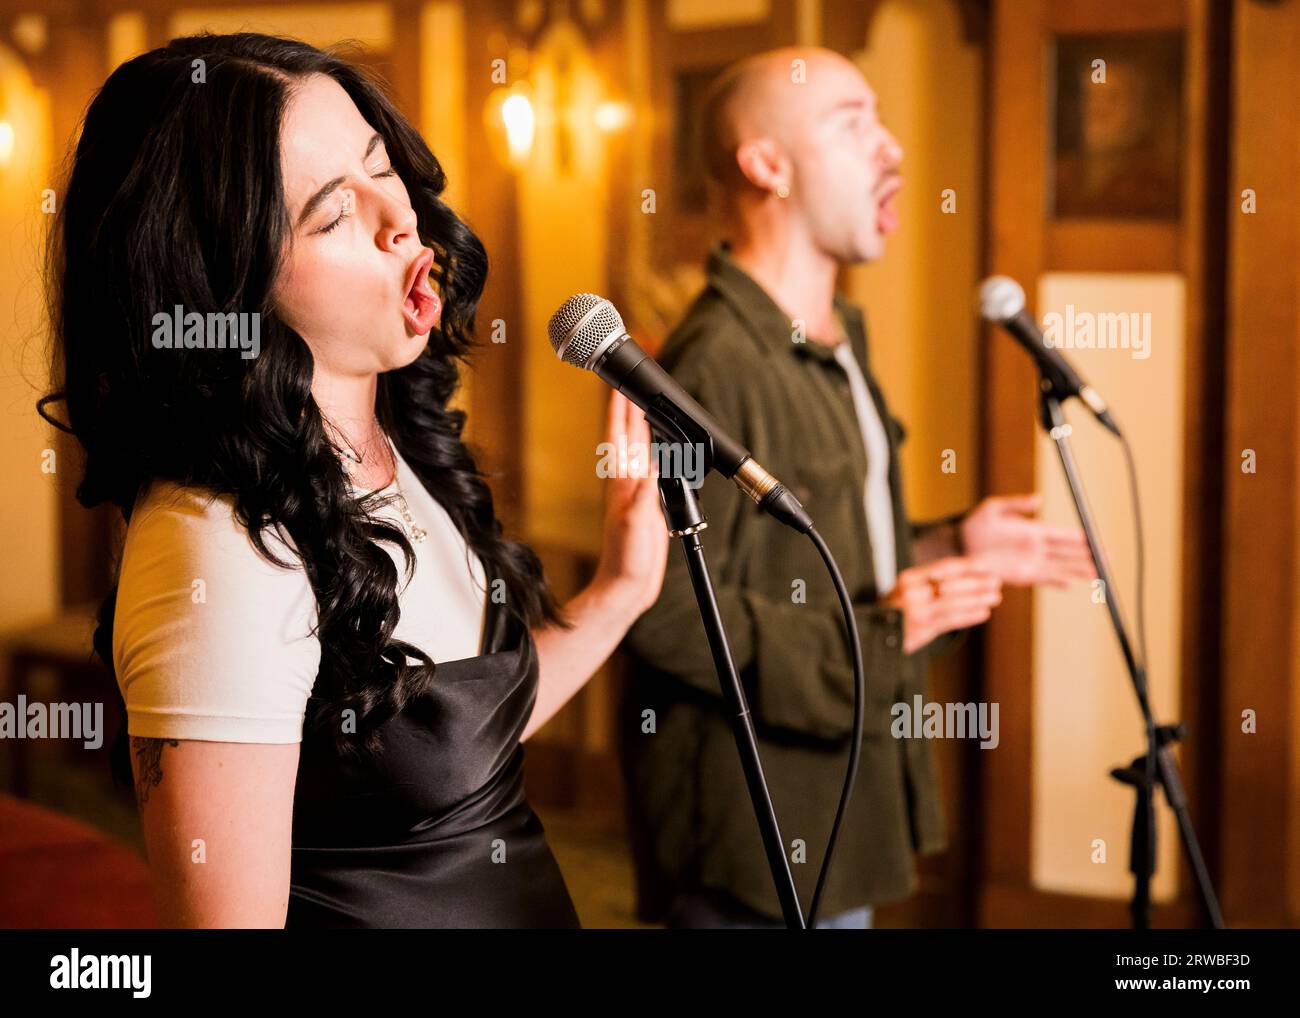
[548,293,625,369]
[978,276,1026,323]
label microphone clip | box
[642,403,713,537]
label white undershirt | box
[831,338,898,596]
[113,443,487,743]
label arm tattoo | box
[131,736,180,806]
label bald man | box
[619,48,1094,929]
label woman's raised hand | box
[591,391,670,619]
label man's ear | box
[734,137,788,193]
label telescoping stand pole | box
[647,412,806,930]
[1037,388,1222,929]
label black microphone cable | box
[549,291,869,929]
[802,525,866,929]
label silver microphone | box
[547,293,813,533]
[978,276,1119,435]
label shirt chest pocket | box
[787,449,858,520]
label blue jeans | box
[666,886,874,929]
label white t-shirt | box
[831,338,898,596]
[113,442,488,744]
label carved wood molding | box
[823,0,989,55]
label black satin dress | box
[284,578,581,928]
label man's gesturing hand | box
[881,556,1003,654]
[959,493,1097,588]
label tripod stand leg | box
[1119,759,1154,930]
[1157,742,1225,929]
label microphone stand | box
[1036,384,1222,929]
[642,403,806,929]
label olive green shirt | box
[620,241,965,921]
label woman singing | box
[38,32,668,928]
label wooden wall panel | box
[981,0,1228,927]
[980,0,1046,911]
[1219,0,1300,928]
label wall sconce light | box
[484,80,536,169]
[500,88,537,162]
[485,6,628,174]
[500,92,536,155]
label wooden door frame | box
[979,0,1228,928]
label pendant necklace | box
[328,416,426,544]
[383,432,427,544]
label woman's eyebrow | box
[295,132,385,228]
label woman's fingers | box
[602,391,661,527]
[626,397,655,480]
[606,389,627,448]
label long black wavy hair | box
[37,32,566,785]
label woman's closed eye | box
[318,166,400,235]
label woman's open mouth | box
[401,249,441,334]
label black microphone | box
[978,275,1121,437]
[547,293,812,533]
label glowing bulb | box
[501,93,536,161]
[0,123,14,166]
[593,101,631,133]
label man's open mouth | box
[875,178,903,235]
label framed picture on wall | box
[1049,31,1184,220]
